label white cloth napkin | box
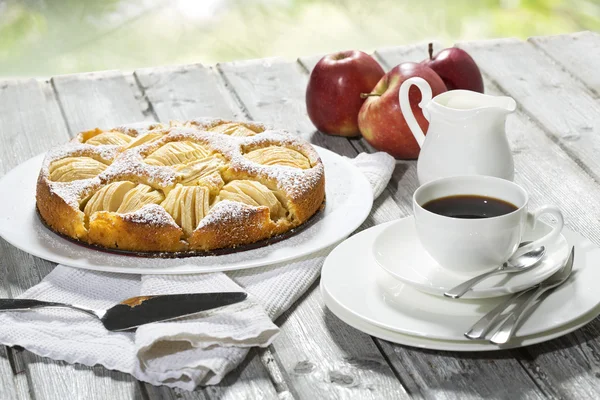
[0,151,395,390]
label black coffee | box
[422,195,518,219]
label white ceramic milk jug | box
[399,77,517,185]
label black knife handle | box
[0,299,68,310]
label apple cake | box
[36,118,325,254]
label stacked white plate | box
[321,217,600,350]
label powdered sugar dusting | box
[114,122,168,137]
[197,200,256,229]
[176,117,270,133]
[38,118,325,249]
[48,178,99,208]
[122,204,179,227]
[104,151,177,189]
[26,145,369,271]
[44,143,120,168]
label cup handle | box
[398,77,432,148]
[513,205,564,258]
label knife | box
[0,292,247,331]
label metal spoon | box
[464,289,534,340]
[489,246,575,344]
[444,243,546,299]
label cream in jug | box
[399,77,516,185]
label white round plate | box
[372,216,569,299]
[320,220,599,342]
[0,146,372,274]
[322,285,599,351]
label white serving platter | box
[0,146,372,274]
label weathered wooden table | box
[1,31,600,399]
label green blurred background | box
[1,0,598,77]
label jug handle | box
[399,77,432,148]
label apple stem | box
[428,42,433,60]
[360,93,381,99]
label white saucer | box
[372,216,569,299]
[320,220,600,343]
[0,146,372,274]
[322,285,600,351]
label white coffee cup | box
[413,175,564,275]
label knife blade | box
[0,292,248,331]
[102,292,248,331]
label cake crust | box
[36,119,325,254]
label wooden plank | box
[52,71,151,134]
[52,71,147,132]
[136,61,406,398]
[217,58,366,157]
[0,80,61,400]
[377,43,600,398]
[0,239,56,400]
[299,41,439,76]
[131,67,285,398]
[0,79,70,175]
[374,41,443,71]
[529,31,600,95]
[297,53,326,76]
[52,71,199,395]
[135,64,243,122]
[275,281,411,399]
[6,346,31,400]
[252,51,548,398]
[315,47,544,399]
[138,58,407,227]
[453,38,600,237]
[216,57,416,399]
[481,79,600,400]
[447,39,600,399]
[299,39,600,400]
[24,361,147,400]
[0,346,19,400]
[377,342,549,400]
[0,78,144,399]
[258,348,295,400]
[377,41,600,398]
[6,265,146,400]
[0,80,54,400]
[456,38,600,182]
[216,58,314,139]
[216,55,405,222]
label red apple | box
[358,62,447,159]
[306,51,385,137]
[421,43,484,93]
